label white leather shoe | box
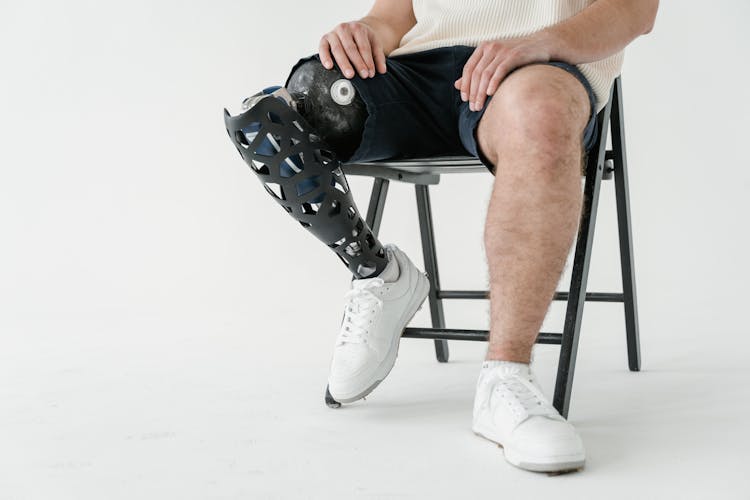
[328,243,429,403]
[472,361,586,472]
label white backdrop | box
[1,1,749,499]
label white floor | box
[2,305,748,500]
[3,2,750,498]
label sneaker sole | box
[472,424,585,473]
[332,270,430,404]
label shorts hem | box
[461,60,599,175]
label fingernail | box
[369,70,374,78]
[461,92,467,101]
[345,70,354,78]
[469,102,474,111]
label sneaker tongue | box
[352,278,380,289]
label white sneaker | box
[327,243,430,403]
[472,361,586,472]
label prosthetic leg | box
[223,61,388,278]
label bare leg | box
[477,64,591,363]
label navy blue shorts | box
[285,45,598,175]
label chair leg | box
[365,177,390,235]
[610,78,642,372]
[415,184,449,363]
[553,94,613,418]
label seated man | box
[224,0,658,472]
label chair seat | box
[345,155,488,174]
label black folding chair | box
[327,77,640,418]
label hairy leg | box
[477,64,591,363]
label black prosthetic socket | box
[224,93,388,279]
[286,60,368,162]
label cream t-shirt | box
[389,0,624,112]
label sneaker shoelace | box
[490,371,560,420]
[337,277,385,345]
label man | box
[225,0,658,472]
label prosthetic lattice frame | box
[224,95,387,278]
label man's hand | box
[319,21,387,80]
[456,0,659,112]
[455,35,553,112]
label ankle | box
[485,344,535,364]
[481,359,529,370]
[485,353,531,364]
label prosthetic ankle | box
[223,61,388,278]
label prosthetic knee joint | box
[224,60,386,278]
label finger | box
[370,35,387,74]
[487,53,524,96]
[352,29,375,77]
[460,47,483,102]
[318,38,334,70]
[474,58,501,111]
[487,61,515,97]
[454,77,462,89]
[469,50,494,110]
[336,27,369,78]
[486,64,508,97]
[326,34,355,78]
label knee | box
[478,67,590,168]
[287,59,368,160]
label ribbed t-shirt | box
[389,0,624,112]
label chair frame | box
[328,77,640,418]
